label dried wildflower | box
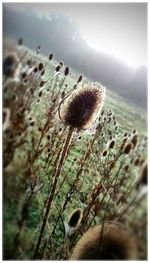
[59,61,63,67]
[38,63,44,71]
[21,72,27,79]
[131,134,138,149]
[3,53,20,78]
[110,161,115,169]
[55,65,61,72]
[59,83,106,129]
[33,67,38,74]
[41,70,45,76]
[39,81,46,87]
[134,158,140,166]
[71,223,137,260]
[68,208,83,228]
[64,66,69,76]
[38,91,42,97]
[77,75,83,83]
[61,91,65,98]
[102,150,107,157]
[109,140,115,149]
[123,143,132,155]
[48,53,53,60]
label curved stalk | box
[33,126,74,258]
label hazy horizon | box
[4,2,147,68]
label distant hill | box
[3,5,147,110]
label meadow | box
[3,40,147,260]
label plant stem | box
[33,126,74,259]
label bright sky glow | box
[6,3,147,68]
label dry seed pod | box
[109,140,115,149]
[38,63,44,71]
[55,65,61,72]
[3,53,20,78]
[68,208,83,228]
[71,222,137,260]
[59,83,106,129]
[64,66,69,76]
[77,75,83,83]
[131,134,138,149]
[123,143,132,155]
[102,150,107,157]
[49,53,53,60]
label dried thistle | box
[123,143,132,155]
[3,53,20,78]
[64,66,69,76]
[71,223,137,260]
[48,53,53,60]
[108,140,115,149]
[38,63,44,71]
[68,208,83,228]
[77,75,83,83]
[59,83,106,130]
[131,134,138,149]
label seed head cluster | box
[59,83,106,129]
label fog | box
[3,3,147,109]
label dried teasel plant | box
[70,222,137,260]
[33,83,106,258]
[65,208,83,236]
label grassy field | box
[3,44,147,260]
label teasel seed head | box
[64,66,69,76]
[33,67,38,74]
[123,143,132,155]
[109,140,115,149]
[102,150,108,157]
[70,222,137,260]
[59,83,106,129]
[77,75,83,83]
[68,208,83,228]
[41,70,45,76]
[3,53,20,78]
[59,61,63,67]
[134,158,140,166]
[55,65,61,72]
[131,134,138,149]
[49,53,53,60]
[39,81,46,87]
[38,63,44,71]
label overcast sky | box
[6,2,147,68]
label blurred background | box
[3,2,147,109]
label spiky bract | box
[60,83,106,129]
[71,222,137,260]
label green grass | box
[3,45,147,260]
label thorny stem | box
[33,126,75,259]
